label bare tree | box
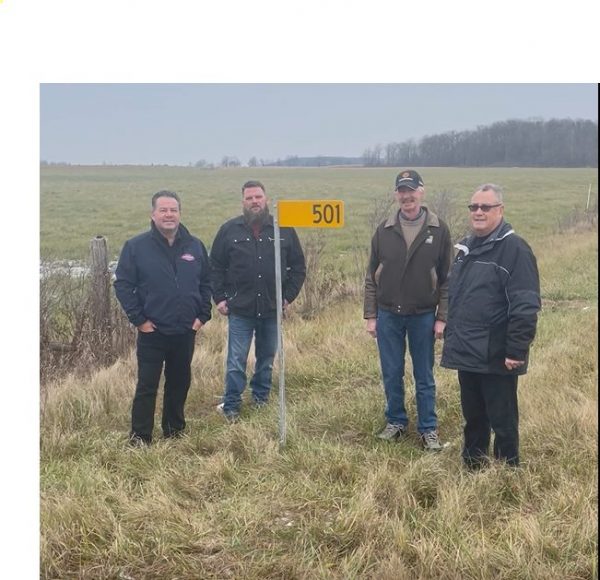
[427,190,470,242]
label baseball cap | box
[395,170,424,190]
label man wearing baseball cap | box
[364,170,453,450]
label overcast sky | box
[40,84,598,166]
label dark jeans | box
[132,330,196,442]
[222,314,278,415]
[459,370,520,467]
[376,309,438,433]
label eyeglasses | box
[468,203,503,212]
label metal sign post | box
[274,199,344,448]
[273,201,286,447]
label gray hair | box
[475,183,503,203]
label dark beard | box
[243,206,270,226]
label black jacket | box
[114,222,212,334]
[210,215,306,318]
[441,220,541,375]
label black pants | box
[458,370,520,467]
[131,330,196,442]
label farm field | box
[40,166,597,579]
[41,165,598,260]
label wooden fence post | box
[90,235,113,362]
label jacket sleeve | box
[505,239,541,360]
[113,241,146,327]
[435,224,453,322]
[363,230,379,319]
[283,228,306,303]
[196,241,213,324]
[209,225,228,304]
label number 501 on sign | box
[277,200,344,228]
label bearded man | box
[210,180,306,421]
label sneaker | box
[421,430,443,451]
[250,398,268,409]
[377,423,406,441]
[216,402,239,423]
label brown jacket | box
[364,208,452,320]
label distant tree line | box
[362,118,598,168]
[267,155,363,167]
[193,155,363,168]
[40,160,72,166]
[42,117,597,169]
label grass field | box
[40,166,597,579]
[40,165,598,259]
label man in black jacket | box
[210,180,306,421]
[114,191,212,445]
[441,184,541,468]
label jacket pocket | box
[488,322,507,363]
[430,267,438,294]
[143,290,172,325]
[374,263,383,285]
[226,288,238,303]
[450,324,490,369]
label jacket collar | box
[233,213,274,228]
[384,206,440,229]
[456,220,514,256]
[150,221,192,244]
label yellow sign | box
[277,200,344,228]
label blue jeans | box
[376,309,437,433]
[223,314,278,415]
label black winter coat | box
[114,223,212,334]
[210,215,306,318]
[441,220,541,375]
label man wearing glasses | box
[441,184,541,469]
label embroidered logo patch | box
[425,235,433,244]
[180,253,195,261]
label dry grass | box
[40,227,597,579]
